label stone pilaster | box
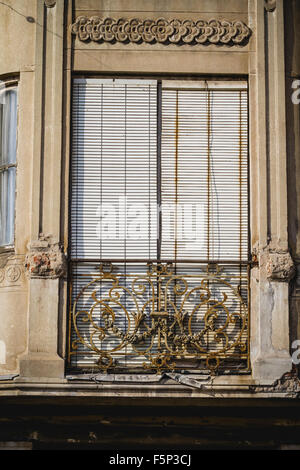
[19,0,66,379]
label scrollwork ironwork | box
[69,261,249,373]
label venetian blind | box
[71,78,158,261]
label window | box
[0,85,17,247]
[69,78,249,374]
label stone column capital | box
[45,0,56,7]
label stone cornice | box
[71,16,251,45]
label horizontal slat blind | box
[71,79,158,260]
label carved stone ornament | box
[44,0,56,7]
[266,251,295,282]
[0,254,24,288]
[264,0,276,12]
[25,235,67,279]
[70,16,251,45]
[5,265,22,283]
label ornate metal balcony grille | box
[68,260,250,373]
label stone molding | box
[25,235,66,280]
[0,255,24,288]
[71,16,251,45]
[44,0,56,7]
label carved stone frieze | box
[25,235,67,280]
[264,0,276,12]
[44,0,56,7]
[71,16,251,45]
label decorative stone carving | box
[265,250,295,282]
[0,255,24,288]
[70,17,251,45]
[264,0,276,12]
[25,235,67,280]
[44,0,56,7]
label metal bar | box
[70,258,254,265]
[239,91,243,337]
[162,87,248,92]
[206,86,211,353]
[207,86,211,262]
[247,262,251,371]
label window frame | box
[0,80,18,252]
[68,75,251,374]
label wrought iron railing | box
[68,260,250,374]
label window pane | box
[69,79,249,373]
[0,167,16,245]
[0,88,18,166]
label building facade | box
[0,0,300,450]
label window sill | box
[0,245,14,255]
